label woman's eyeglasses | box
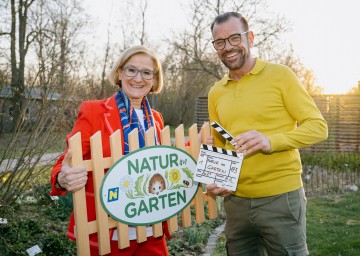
[122,66,156,80]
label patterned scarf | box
[115,89,159,154]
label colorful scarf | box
[115,89,159,154]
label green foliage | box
[57,192,74,211]
[184,225,211,245]
[300,152,360,195]
[167,204,224,256]
[301,152,360,171]
[211,232,226,256]
[32,183,54,205]
[0,180,75,255]
[41,232,76,256]
[44,197,73,222]
[0,218,41,255]
[0,204,75,255]
[167,218,224,256]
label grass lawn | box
[307,192,360,256]
[212,191,360,256]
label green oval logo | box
[100,145,199,225]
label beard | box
[221,48,248,70]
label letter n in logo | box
[107,187,119,202]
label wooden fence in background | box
[195,95,360,153]
[69,123,218,256]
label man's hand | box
[57,150,88,192]
[206,183,232,197]
[231,130,271,155]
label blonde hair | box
[108,45,163,94]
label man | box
[206,12,328,256]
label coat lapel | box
[102,95,122,135]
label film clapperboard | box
[194,121,244,191]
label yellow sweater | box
[208,58,328,198]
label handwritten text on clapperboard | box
[195,144,243,191]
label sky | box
[269,0,360,94]
[84,0,360,94]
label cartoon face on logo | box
[148,173,166,195]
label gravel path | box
[0,152,61,172]
[201,221,226,256]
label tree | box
[347,82,360,95]
[99,28,111,99]
[272,46,323,95]
[158,48,218,125]
[45,0,88,90]
[6,0,36,130]
[81,0,152,100]
[0,0,86,205]
[157,0,289,126]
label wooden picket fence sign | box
[68,122,218,255]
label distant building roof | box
[0,85,62,101]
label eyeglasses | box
[122,66,156,80]
[212,31,249,50]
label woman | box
[50,46,169,255]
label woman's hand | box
[57,150,88,192]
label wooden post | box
[201,122,218,219]
[69,132,90,256]
[188,124,205,224]
[90,132,111,255]
[145,127,163,238]
[109,130,130,250]
[127,129,148,244]
[175,124,192,228]
[161,126,179,233]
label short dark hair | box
[210,12,249,32]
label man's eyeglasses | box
[122,66,156,80]
[212,31,249,50]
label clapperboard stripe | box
[211,121,234,144]
[210,121,243,157]
[201,144,239,157]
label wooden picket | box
[68,134,90,256]
[68,122,218,256]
